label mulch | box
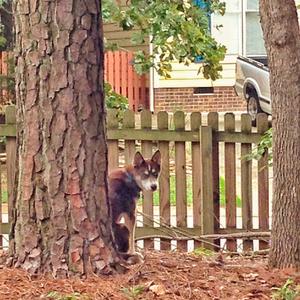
[0,250,299,300]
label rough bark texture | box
[259,0,300,269]
[11,0,119,276]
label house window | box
[194,0,211,32]
[245,0,266,56]
[210,0,242,55]
[194,0,211,63]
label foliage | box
[105,82,129,120]
[193,246,215,256]
[120,285,145,299]
[103,0,227,80]
[0,0,10,48]
[243,128,273,168]
[0,24,6,48]
[46,291,90,300]
[105,82,128,111]
[271,279,300,300]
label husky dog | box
[108,150,161,263]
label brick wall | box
[154,87,246,112]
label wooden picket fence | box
[0,106,271,252]
[107,109,271,252]
[105,51,149,111]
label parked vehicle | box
[234,56,270,125]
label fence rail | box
[0,106,271,252]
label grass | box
[193,247,215,257]
[1,190,7,203]
[120,285,145,300]
[46,291,90,300]
[140,175,242,207]
[272,279,300,300]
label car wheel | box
[247,96,262,126]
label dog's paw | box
[127,252,144,265]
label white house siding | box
[153,0,300,89]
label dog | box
[108,150,161,264]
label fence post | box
[200,125,214,250]
[157,111,170,250]
[5,105,17,244]
[141,110,153,249]
[174,111,187,251]
[257,113,269,250]
[224,113,237,251]
[207,112,220,249]
[191,112,201,248]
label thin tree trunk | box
[11,0,120,276]
[259,0,300,269]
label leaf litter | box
[0,250,299,299]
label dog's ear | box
[151,150,161,165]
[133,151,145,167]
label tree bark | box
[11,0,120,276]
[259,0,300,269]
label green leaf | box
[103,0,227,80]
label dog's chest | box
[109,177,140,220]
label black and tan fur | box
[108,150,161,263]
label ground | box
[0,251,299,300]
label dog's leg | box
[123,213,136,255]
[123,212,144,264]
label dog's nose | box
[151,184,157,191]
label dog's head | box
[132,150,161,192]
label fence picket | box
[200,125,214,250]
[241,114,253,251]
[127,52,134,109]
[224,113,237,251]
[257,113,269,250]
[107,110,119,172]
[191,112,201,248]
[207,112,220,249]
[141,110,153,249]
[123,110,136,165]
[174,111,187,250]
[120,51,128,97]
[157,111,170,250]
[114,51,121,94]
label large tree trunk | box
[11,0,120,276]
[259,1,300,269]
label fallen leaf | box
[150,284,166,296]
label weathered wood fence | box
[105,51,149,111]
[107,109,271,252]
[0,107,271,252]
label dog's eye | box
[144,171,149,176]
[151,170,157,176]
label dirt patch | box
[0,251,299,300]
